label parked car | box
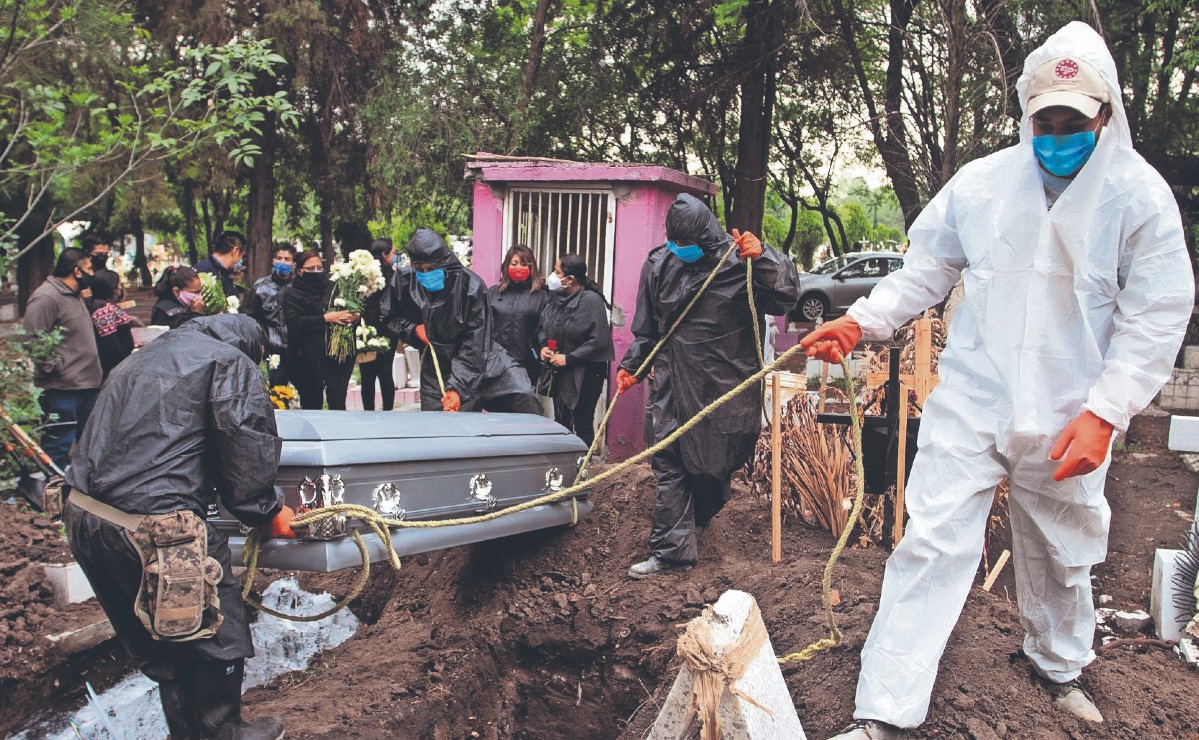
[217,410,591,572]
[794,251,905,322]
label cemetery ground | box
[2,412,1198,739]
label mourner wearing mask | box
[151,266,205,329]
[537,254,614,446]
[64,314,294,740]
[195,230,246,300]
[88,270,135,379]
[381,228,540,414]
[282,250,358,410]
[488,244,548,391]
[245,244,297,388]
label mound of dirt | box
[233,412,1199,739]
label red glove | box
[616,369,638,394]
[732,229,762,260]
[441,389,461,412]
[1050,411,1115,481]
[799,316,862,363]
[265,505,296,540]
[415,324,429,345]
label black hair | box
[497,243,544,293]
[153,265,200,299]
[559,253,609,307]
[80,233,110,254]
[369,238,394,260]
[212,230,246,255]
[52,248,90,278]
[90,270,121,301]
[271,243,297,261]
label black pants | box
[648,440,732,565]
[294,355,354,410]
[359,344,397,411]
[553,364,607,447]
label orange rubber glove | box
[441,389,461,412]
[265,505,296,540]
[1050,410,1115,481]
[616,369,638,394]
[731,229,762,260]
[799,316,862,363]
[415,324,429,345]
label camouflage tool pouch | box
[130,510,224,641]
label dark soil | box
[4,412,1198,739]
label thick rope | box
[420,343,447,397]
[777,356,866,663]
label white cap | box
[1027,56,1109,118]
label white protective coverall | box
[847,22,1194,728]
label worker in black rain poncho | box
[382,228,540,414]
[63,314,294,740]
[618,194,801,578]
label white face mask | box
[547,273,564,292]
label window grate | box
[503,188,615,297]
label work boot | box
[627,555,691,579]
[1046,678,1103,723]
[191,659,287,739]
[212,716,286,740]
[827,719,908,739]
[158,677,197,740]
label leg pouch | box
[130,510,224,641]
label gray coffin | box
[219,410,592,572]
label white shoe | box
[827,719,907,739]
[1048,679,1104,723]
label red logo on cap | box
[1055,59,1079,79]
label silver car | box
[795,251,905,322]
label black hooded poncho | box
[620,194,801,480]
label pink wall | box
[467,156,717,461]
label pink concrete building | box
[465,153,717,461]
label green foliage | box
[0,325,64,424]
[198,272,227,315]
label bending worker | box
[64,314,296,740]
[808,23,1194,739]
[382,228,540,414]
[619,194,800,578]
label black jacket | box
[66,314,282,525]
[282,272,335,376]
[245,274,291,354]
[150,295,198,329]
[538,288,614,407]
[362,261,397,342]
[194,256,240,300]
[488,281,548,387]
[90,299,135,379]
[620,193,800,479]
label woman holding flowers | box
[282,250,359,410]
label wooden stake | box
[893,382,909,545]
[771,372,782,563]
[817,361,830,413]
[982,549,1011,591]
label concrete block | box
[1151,549,1193,641]
[648,590,806,740]
[42,561,95,608]
[1179,637,1199,666]
[1169,416,1199,453]
[0,303,16,321]
[45,618,115,654]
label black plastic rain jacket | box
[619,194,801,480]
[382,229,535,411]
[64,314,281,664]
[488,280,547,387]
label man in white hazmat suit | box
[806,23,1195,739]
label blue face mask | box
[272,261,294,277]
[391,254,400,266]
[667,240,704,263]
[415,267,446,291]
[232,258,245,271]
[1031,130,1096,177]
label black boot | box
[190,659,285,740]
[159,677,198,740]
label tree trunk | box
[182,179,199,265]
[246,110,278,282]
[132,214,151,287]
[728,0,779,236]
[15,201,55,316]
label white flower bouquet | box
[225,295,241,314]
[354,322,391,363]
[327,249,386,361]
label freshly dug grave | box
[236,412,1199,739]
